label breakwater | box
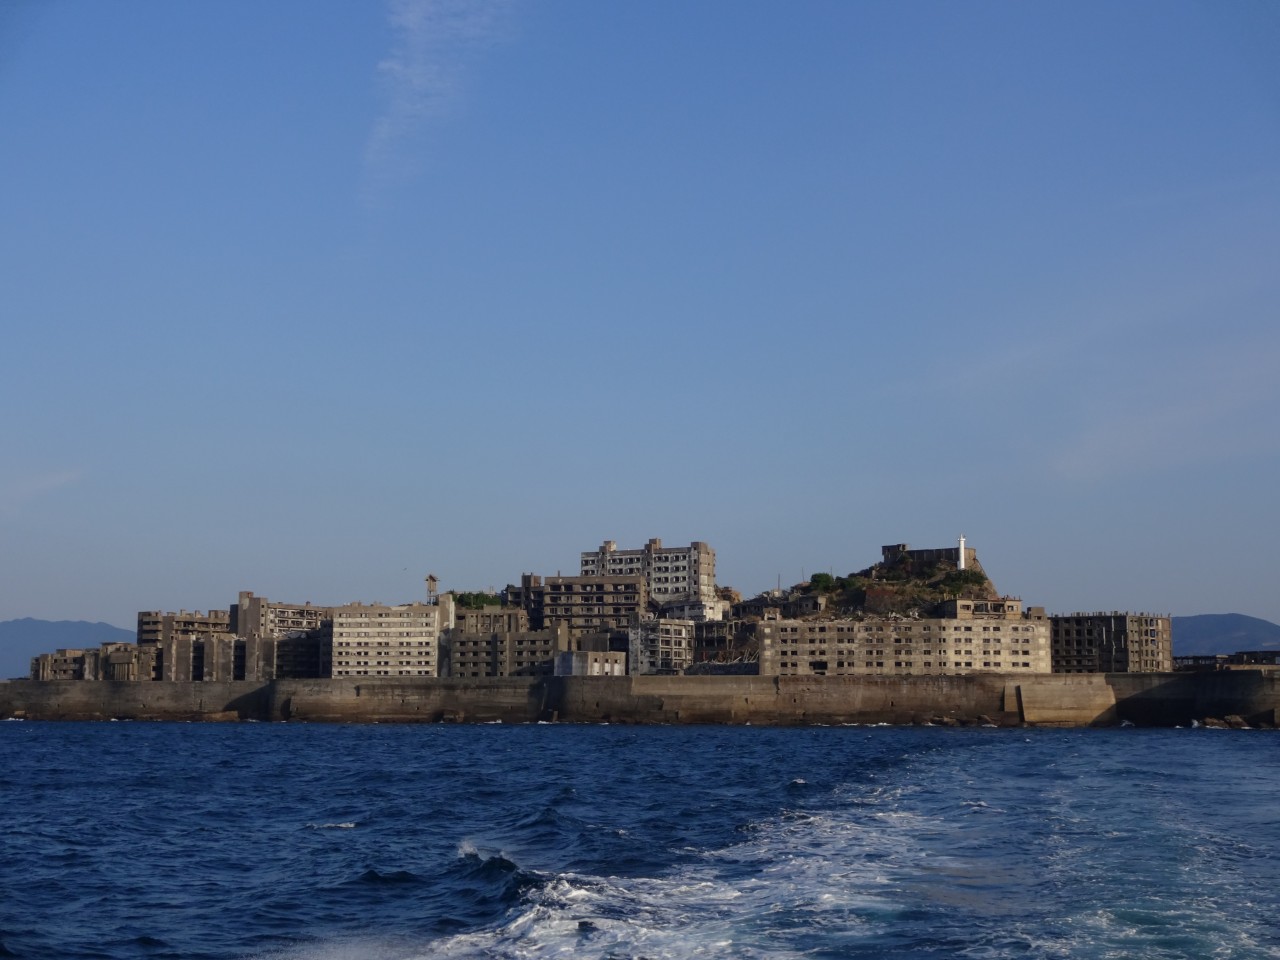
[3,671,1278,726]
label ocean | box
[1,721,1277,960]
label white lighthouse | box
[958,535,966,570]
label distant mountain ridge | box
[0,618,134,680]
[1171,614,1280,657]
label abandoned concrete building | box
[27,537,1179,684]
[517,573,648,636]
[1050,612,1172,673]
[31,643,144,682]
[448,617,573,678]
[554,649,627,676]
[136,609,230,648]
[756,597,1052,678]
[579,539,717,607]
[628,618,696,675]
[330,596,455,678]
[231,591,331,640]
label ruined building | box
[579,539,717,608]
[1050,613,1172,673]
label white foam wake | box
[401,786,927,959]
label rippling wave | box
[0,723,1277,959]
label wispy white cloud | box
[361,0,511,208]
[0,469,81,519]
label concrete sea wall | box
[0,679,274,723]
[3,672,1278,726]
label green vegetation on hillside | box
[801,557,995,616]
[939,568,990,593]
[450,591,503,610]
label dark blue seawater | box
[1,722,1278,959]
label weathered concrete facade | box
[31,643,143,681]
[133,601,336,682]
[628,619,695,674]
[882,542,980,575]
[455,605,529,635]
[231,592,332,640]
[520,573,647,636]
[554,650,626,676]
[448,622,573,678]
[1050,612,1172,673]
[579,539,717,606]
[34,634,330,683]
[757,615,1051,677]
[4,672,1279,727]
[136,609,230,648]
[331,596,455,678]
[733,592,829,621]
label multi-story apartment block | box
[580,539,717,607]
[1050,613,1172,673]
[264,633,330,679]
[628,619,696,675]
[454,605,529,635]
[31,643,143,681]
[135,609,232,680]
[225,592,335,679]
[330,595,455,678]
[758,599,1051,677]
[519,573,647,637]
[137,609,231,646]
[231,591,331,639]
[131,596,334,681]
[448,621,572,678]
[691,619,755,665]
[31,648,93,681]
[155,632,240,682]
[33,636,296,683]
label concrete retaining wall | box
[1110,671,1280,727]
[279,677,551,723]
[1014,675,1118,726]
[0,679,271,722]
[1,672,1277,727]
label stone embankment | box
[2,672,1279,727]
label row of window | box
[773,624,1035,634]
[337,611,434,619]
[778,661,1036,671]
[544,606,635,617]
[776,647,1036,657]
[548,584,639,593]
[335,631,435,639]
[774,639,1036,649]
[335,640,435,647]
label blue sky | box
[2,0,1278,630]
